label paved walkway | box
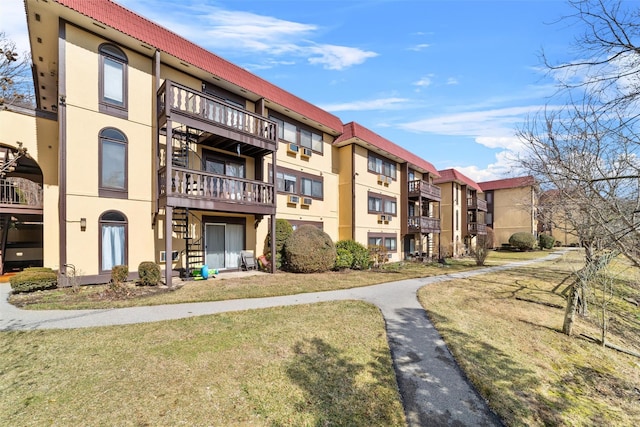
[0,250,569,426]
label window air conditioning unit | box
[160,250,179,262]
[301,197,313,206]
[288,195,300,204]
[287,143,299,155]
[387,253,393,259]
[378,174,385,183]
[386,176,393,185]
[386,215,392,222]
[378,214,387,222]
[301,147,312,158]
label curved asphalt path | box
[0,250,569,426]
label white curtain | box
[102,224,125,270]
[225,224,243,269]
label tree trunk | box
[563,281,581,335]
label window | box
[301,177,323,198]
[270,115,323,154]
[99,128,127,198]
[100,211,127,272]
[270,165,323,199]
[367,233,397,253]
[367,152,396,179]
[99,44,127,117]
[368,192,397,216]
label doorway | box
[204,223,244,270]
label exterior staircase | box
[172,207,204,278]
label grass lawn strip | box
[0,301,405,426]
[418,250,640,426]
[9,250,550,310]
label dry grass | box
[9,251,551,311]
[418,250,640,426]
[0,301,405,426]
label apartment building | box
[434,169,486,257]
[335,122,441,262]
[5,0,351,285]
[478,176,537,247]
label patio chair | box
[241,250,257,271]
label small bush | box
[284,225,336,273]
[111,265,129,283]
[508,232,537,251]
[334,247,354,270]
[335,240,370,270]
[263,219,293,270]
[138,261,161,286]
[10,268,57,293]
[539,233,555,250]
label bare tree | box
[0,32,34,109]
[518,0,640,335]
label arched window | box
[99,43,128,117]
[99,127,128,198]
[99,210,127,272]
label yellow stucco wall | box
[491,186,536,246]
[63,25,155,275]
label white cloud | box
[121,0,377,70]
[446,77,459,85]
[399,105,554,150]
[414,75,433,88]
[408,43,430,51]
[0,0,30,55]
[307,44,378,70]
[449,150,520,182]
[319,97,410,112]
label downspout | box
[351,144,356,241]
[58,19,67,273]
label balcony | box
[468,222,487,235]
[159,166,275,215]
[0,178,43,215]
[157,80,278,156]
[408,216,441,234]
[467,197,487,211]
[408,180,441,201]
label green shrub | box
[334,247,354,270]
[10,268,57,293]
[336,240,370,270]
[539,233,555,250]
[284,225,336,273]
[508,232,537,251]
[263,219,293,270]
[138,261,161,286]
[111,265,129,283]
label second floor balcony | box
[408,180,441,202]
[159,166,276,215]
[0,178,43,215]
[468,222,487,235]
[408,216,441,234]
[467,197,487,211]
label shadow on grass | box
[285,337,402,427]
[424,310,568,426]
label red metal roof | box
[434,168,481,191]
[337,122,439,176]
[54,0,343,134]
[478,176,536,191]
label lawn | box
[419,250,640,426]
[8,250,552,311]
[0,301,405,426]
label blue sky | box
[2,0,581,181]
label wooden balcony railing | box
[408,180,441,201]
[408,216,441,233]
[0,178,43,210]
[158,80,278,151]
[468,222,487,235]
[467,197,487,211]
[159,166,275,209]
